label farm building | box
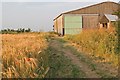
[99,14,118,28]
[53,1,119,35]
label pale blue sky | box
[1,0,119,2]
[1,0,119,31]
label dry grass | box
[64,28,118,67]
[2,33,49,78]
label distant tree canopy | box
[0,28,32,34]
[113,11,120,17]
[113,3,120,20]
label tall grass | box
[64,28,118,66]
[2,33,49,78]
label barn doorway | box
[102,23,108,28]
[63,28,65,36]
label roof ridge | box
[63,1,119,14]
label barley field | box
[2,33,49,78]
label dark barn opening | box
[103,23,108,28]
[63,28,65,36]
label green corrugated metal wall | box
[64,15,82,34]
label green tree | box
[25,28,31,32]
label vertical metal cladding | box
[54,20,57,32]
[64,14,82,34]
[56,15,63,35]
[82,14,99,29]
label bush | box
[64,28,118,66]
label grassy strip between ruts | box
[45,38,86,78]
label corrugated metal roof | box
[63,1,119,14]
[54,1,119,20]
[105,14,118,21]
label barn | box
[53,1,119,35]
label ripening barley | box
[2,33,49,78]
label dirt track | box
[46,37,117,78]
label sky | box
[0,0,119,31]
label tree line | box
[0,28,31,34]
